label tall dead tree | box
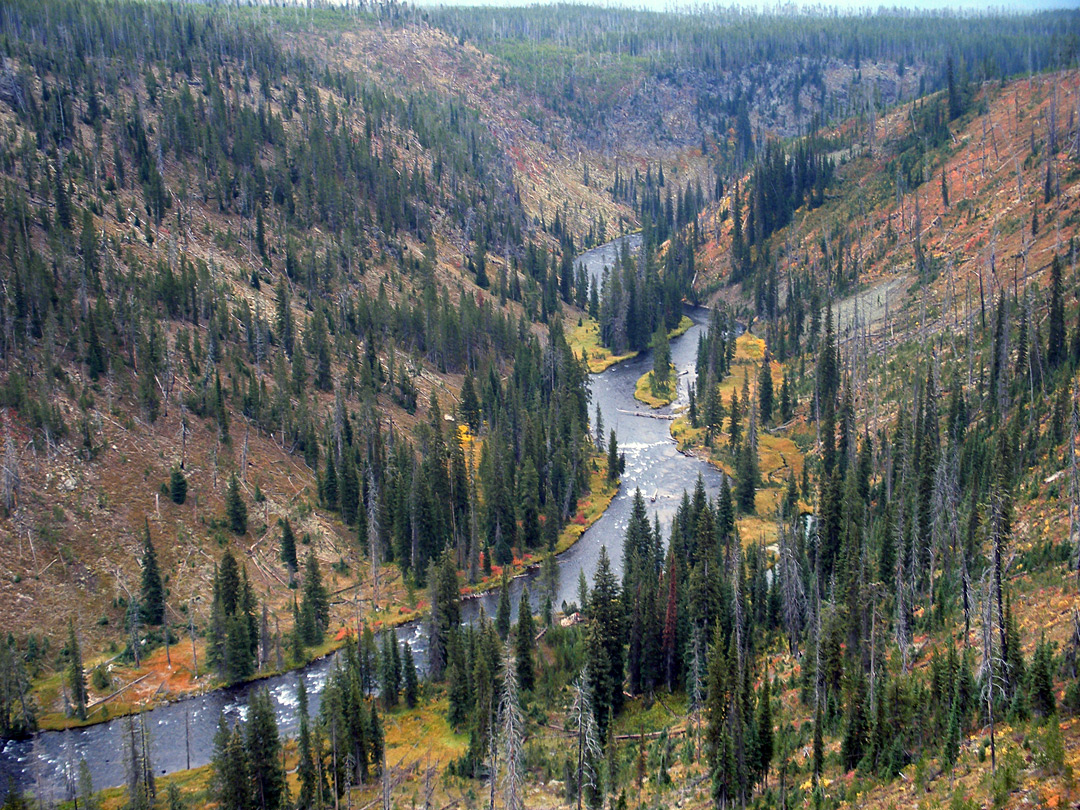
[1,427,19,515]
[499,644,523,810]
[989,460,1012,697]
[778,519,805,656]
[979,575,1005,775]
[368,467,381,608]
[1070,384,1079,587]
[571,667,601,810]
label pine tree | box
[705,624,733,808]
[139,520,165,626]
[255,206,266,260]
[1048,255,1066,370]
[369,702,384,776]
[758,360,774,423]
[67,621,87,720]
[299,551,329,646]
[812,700,823,783]
[226,474,247,535]
[1029,633,1056,717]
[447,633,471,731]
[756,675,773,787]
[460,372,482,433]
[169,467,188,505]
[496,573,512,640]
[226,613,254,683]
[297,677,317,810]
[380,634,400,709]
[780,370,794,423]
[518,460,541,551]
[247,689,285,810]
[403,642,419,708]
[652,326,672,393]
[728,388,742,448]
[735,439,758,513]
[607,429,620,482]
[840,669,868,771]
[515,588,535,692]
[280,518,297,574]
[55,159,71,230]
[212,717,249,810]
[942,675,961,772]
[77,760,100,810]
[428,553,461,681]
[587,547,624,736]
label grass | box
[568,314,693,375]
[669,314,694,340]
[568,316,638,373]
[383,695,468,768]
[614,692,690,736]
[634,366,677,408]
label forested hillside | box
[0,0,621,726]
[0,2,1079,810]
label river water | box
[0,235,724,802]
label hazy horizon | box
[408,0,1075,12]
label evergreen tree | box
[942,676,961,772]
[299,551,329,646]
[840,669,868,771]
[515,588,535,692]
[1029,634,1056,717]
[652,326,672,393]
[255,206,266,260]
[297,677,317,810]
[77,760,99,810]
[67,621,87,721]
[607,429,620,483]
[496,573,512,640]
[139,520,165,626]
[728,389,742,448]
[226,474,248,535]
[369,702,384,776]
[705,625,733,808]
[518,460,541,551]
[756,675,773,786]
[380,634,401,709]
[403,642,419,709]
[428,553,461,681]
[212,718,250,810]
[735,439,758,513]
[279,518,297,574]
[587,547,624,736]
[169,467,188,505]
[226,613,254,683]
[460,372,482,433]
[1048,255,1066,370]
[247,689,285,810]
[446,633,471,731]
[812,700,823,784]
[757,360,774,423]
[55,160,71,230]
[780,370,794,423]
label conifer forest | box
[0,1,1079,809]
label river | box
[0,234,725,802]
